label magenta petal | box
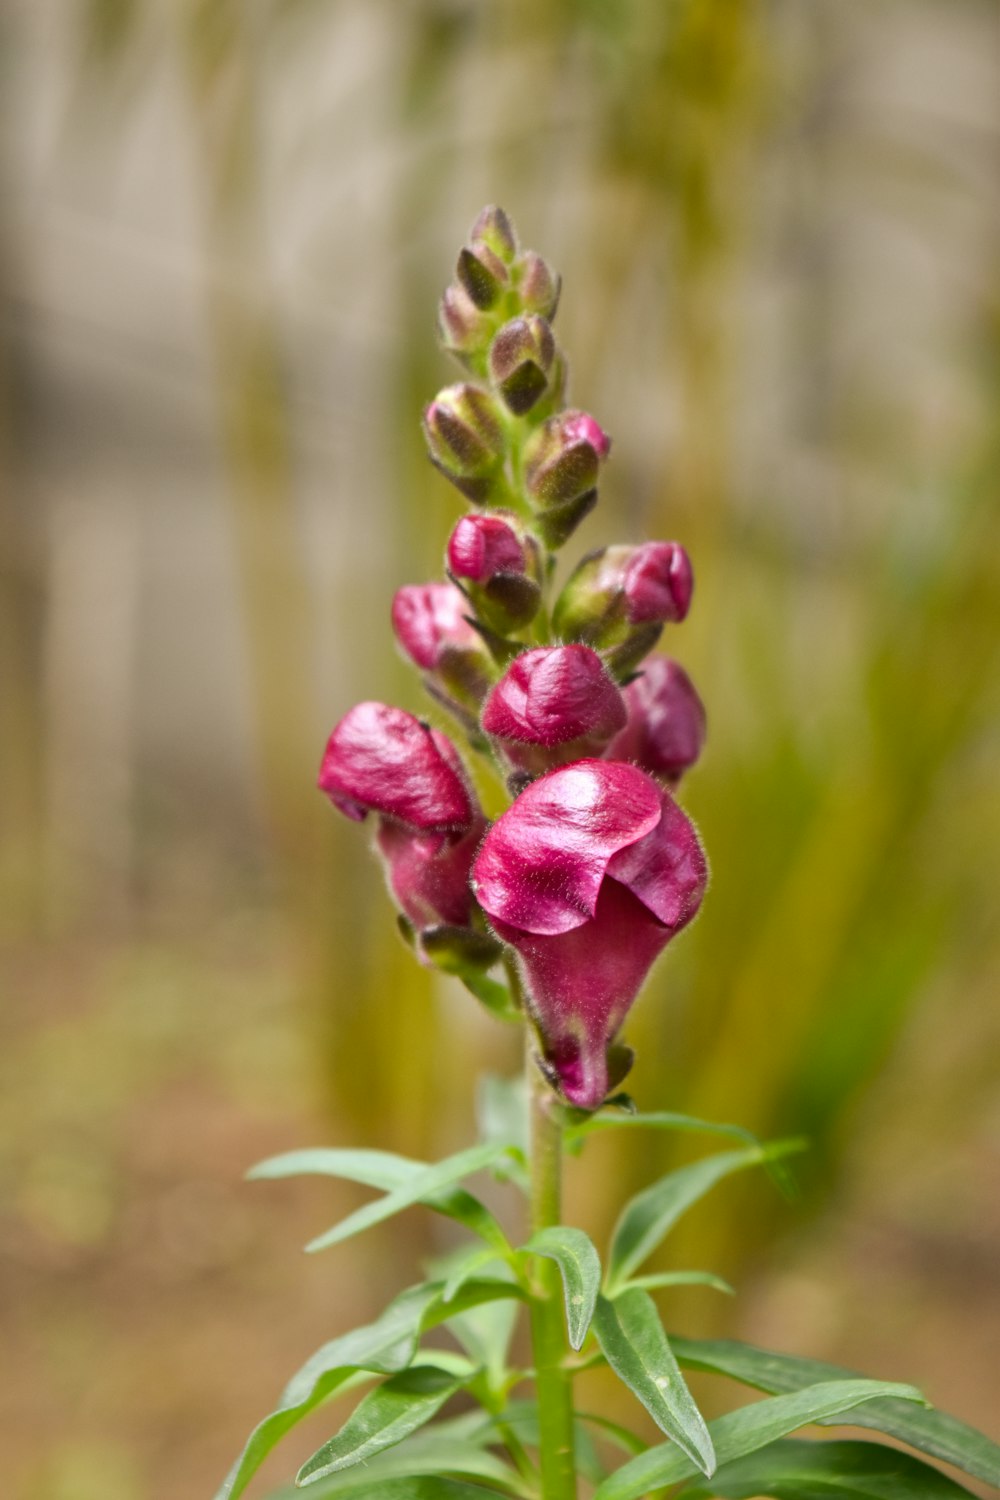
[318,702,473,832]
[472,759,661,935]
[606,788,708,931]
[448,513,525,583]
[391,583,479,671]
[376,817,483,929]
[493,880,673,1110]
[605,657,707,784]
[481,645,626,748]
[623,542,693,624]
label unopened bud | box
[391,583,492,713]
[423,383,506,502]
[523,409,610,511]
[605,657,706,785]
[554,541,693,645]
[447,512,541,633]
[457,241,510,310]
[470,205,518,264]
[481,644,626,773]
[516,250,561,319]
[489,316,556,415]
[438,285,494,371]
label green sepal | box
[460,970,522,1024]
[605,1140,805,1294]
[592,1289,716,1477]
[249,1146,511,1253]
[297,1365,472,1486]
[592,1379,928,1500]
[419,924,503,977]
[521,1226,601,1351]
[677,1437,979,1498]
[671,1335,1000,1490]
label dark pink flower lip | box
[481,645,626,751]
[318,701,473,832]
[622,542,693,624]
[472,757,707,1110]
[472,759,662,935]
[391,583,480,672]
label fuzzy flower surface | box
[472,759,707,1109]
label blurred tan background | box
[1,2,999,1497]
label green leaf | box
[624,1270,734,1296]
[215,1278,525,1500]
[523,1226,601,1350]
[278,1480,516,1500]
[671,1336,1000,1490]
[461,970,521,1022]
[577,1410,649,1457]
[477,1073,530,1158]
[250,1147,511,1253]
[566,1112,802,1193]
[678,1437,980,1497]
[605,1141,805,1294]
[213,1282,436,1500]
[592,1379,927,1500]
[441,1244,508,1303]
[304,1142,521,1254]
[297,1366,470,1485]
[279,1417,530,1496]
[592,1290,716,1476]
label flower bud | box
[553,541,693,650]
[457,241,510,311]
[423,383,507,502]
[605,657,706,786]
[318,701,473,832]
[470,204,518,264]
[391,583,492,713]
[524,410,610,505]
[489,316,556,415]
[437,285,494,372]
[515,250,561,319]
[481,644,627,773]
[447,512,541,633]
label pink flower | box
[447,514,526,584]
[619,542,693,624]
[318,702,482,934]
[391,583,481,672]
[472,759,707,1109]
[481,645,627,772]
[605,657,707,785]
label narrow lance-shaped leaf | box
[297,1366,471,1486]
[214,1278,525,1500]
[273,1480,519,1500]
[678,1436,980,1499]
[592,1290,716,1477]
[606,1140,804,1294]
[670,1335,1000,1490]
[592,1378,927,1500]
[250,1147,510,1252]
[304,1141,519,1254]
[523,1226,601,1350]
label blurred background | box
[2,1,999,1497]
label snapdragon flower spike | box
[481,644,627,775]
[553,542,694,675]
[391,583,492,717]
[319,702,496,972]
[605,657,707,786]
[422,384,507,503]
[522,409,611,548]
[472,759,707,1109]
[447,513,541,633]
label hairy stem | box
[527,1036,577,1499]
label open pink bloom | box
[472,759,707,1109]
[605,657,706,785]
[481,645,626,772]
[319,702,482,934]
[391,583,481,672]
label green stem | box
[527,1037,577,1500]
